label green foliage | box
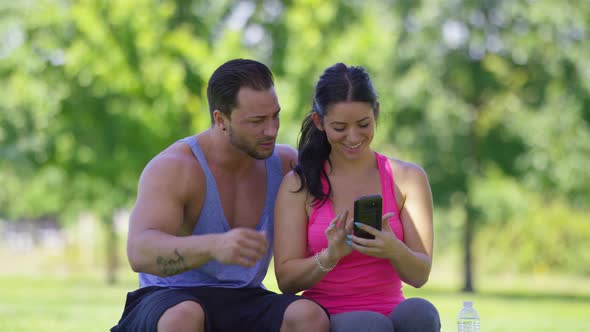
[0,166,67,220]
[1,0,589,279]
[379,0,590,207]
[473,175,590,274]
[0,0,221,221]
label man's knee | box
[282,299,329,332]
[157,300,205,332]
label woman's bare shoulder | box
[386,156,429,187]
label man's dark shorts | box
[110,286,325,332]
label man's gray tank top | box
[138,135,283,289]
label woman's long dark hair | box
[294,63,379,207]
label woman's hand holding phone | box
[323,210,353,265]
[350,212,399,259]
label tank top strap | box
[376,152,400,215]
[179,135,223,217]
[178,135,282,231]
[263,148,283,226]
[178,136,211,178]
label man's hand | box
[213,228,269,267]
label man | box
[111,59,330,332]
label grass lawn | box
[1,270,589,332]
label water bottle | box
[457,301,480,332]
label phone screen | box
[353,194,382,239]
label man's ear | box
[213,110,228,131]
[311,112,324,131]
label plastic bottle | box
[457,301,480,332]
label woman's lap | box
[329,297,441,332]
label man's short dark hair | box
[206,59,274,123]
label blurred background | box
[1,0,589,331]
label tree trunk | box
[463,105,480,292]
[462,205,474,292]
[106,216,118,285]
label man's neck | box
[197,130,260,174]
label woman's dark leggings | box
[330,298,441,332]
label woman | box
[274,63,441,332]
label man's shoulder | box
[274,144,297,176]
[152,141,200,167]
[141,142,204,187]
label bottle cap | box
[463,301,473,307]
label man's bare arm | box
[126,153,215,276]
[127,150,269,277]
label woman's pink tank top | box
[302,152,405,315]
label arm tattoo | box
[156,249,189,276]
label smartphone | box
[353,194,383,239]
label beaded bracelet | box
[315,248,336,272]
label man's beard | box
[228,125,274,160]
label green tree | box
[2,0,588,289]
[380,0,590,291]
[0,0,242,282]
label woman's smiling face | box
[317,101,376,160]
